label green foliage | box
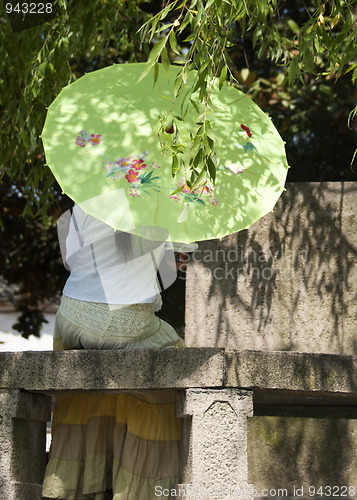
[140,0,357,182]
[1,0,151,336]
[0,0,357,337]
[0,171,72,337]
[141,0,248,180]
[1,0,356,218]
[1,0,150,221]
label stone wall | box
[2,182,357,499]
[184,182,357,495]
[185,182,357,355]
[248,412,357,494]
[1,349,357,500]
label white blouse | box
[58,205,197,306]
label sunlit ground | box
[0,312,55,351]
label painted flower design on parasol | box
[169,178,220,206]
[75,132,161,198]
[236,123,258,155]
[104,152,161,197]
[74,123,257,207]
[75,131,102,148]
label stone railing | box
[1,348,357,500]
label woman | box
[42,204,196,500]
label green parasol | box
[42,63,289,244]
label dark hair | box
[114,231,132,261]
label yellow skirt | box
[42,297,184,500]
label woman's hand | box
[175,252,190,272]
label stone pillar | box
[0,389,52,500]
[176,389,254,500]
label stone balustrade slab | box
[225,349,357,400]
[0,348,224,391]
[1,349,357,403]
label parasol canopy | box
[42,63,289,244]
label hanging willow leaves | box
[1,0,357,339]
[1,0,356,220]
[139,0,357,183]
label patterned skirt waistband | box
[58,295,160,340]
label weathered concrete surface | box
[0,348,224,391]
[1,350,357,499]
[225,349,357,396]
[248,414,357,493]
[185,182,357,355]
[176,389,254,500]
[1,349,357,401]
[0,389,51,500]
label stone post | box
[0,389,52,500]
[176,388,254,500]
